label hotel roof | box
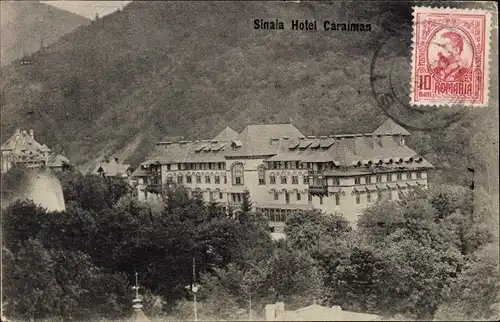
[141,119,432,168]
[212,126,239,141]
[372,118,411,136]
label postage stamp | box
[411,7,492,107]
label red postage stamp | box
[411,7,492,107]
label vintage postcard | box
[0,1,498,322]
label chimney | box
[15,129,21,137]
[270,138,280,145]
[265,304,277,321]
[29,129,34,140]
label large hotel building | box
[131,119,433,224]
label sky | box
[41,1,132,20]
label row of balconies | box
[145,173,425,196]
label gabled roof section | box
[1,130,43,152]
[372,119,411,136]
[227,124,305,157]
[91,158,132,177]
[130,167,149,178]
[213,126,239,141]
[48,154,70,167]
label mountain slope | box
[0,1,497,194]
[0,1,91,67]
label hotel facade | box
[131,119,433,224]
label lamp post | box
[185,258,200,321]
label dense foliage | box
[2,167,498,321]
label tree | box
[3,200,49,252]
[56,171,131,211]
[0,165,31,204]
[285,209,352,252]
[435,243,500,321]
[240,188,252,213]
[3,239,61,321]
[334,187,476,319]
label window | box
[366,176,371,184]
[224,175,227,184]
[274,192,279,200]
[186,175,192,183]
[356,194,360,204]
[270,174,276,184]
[388,191,393,200]
[296,193,301,201]
[355,177,361,185]
[308,194,312,204]
[196,173,201,183]
[333,177,340,185]
[397,173,402,181]
[292,176,298,184]
[231,163,244,185]
[166,164,171,171]
[258,166,265,185]
[376,175,382,183]
[319,196,323,205]
[215,176,220,184]
[303,176,308,185]
[205,176,211,184]
[416,171,422,179]
[377,191,382,200]
[281,175,287,184]
[177,175,183,184]
[285,192,290,204]
[219,192,223,199]
[367,193,372,203]
[335,193,340,205]
[387,174,392,182]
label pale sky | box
[41,1,132,20]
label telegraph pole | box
[192,258,198,322]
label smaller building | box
[1,129,72,173]
[47,154,72,171]
[265,302,381,321]
[90,157,132,178]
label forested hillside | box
[0,1,90,66]
[1,1,497,196]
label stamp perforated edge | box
[410,6,494,108]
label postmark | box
[411,7,492,107]
[370,18,468,132]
